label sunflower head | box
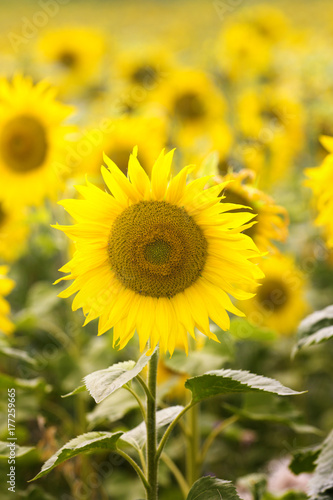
[0,75,74,207]
[55,148,263,356]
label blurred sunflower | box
[54,148,263,355]
[0,75,74,207]
[37,27,107,95]
[0,203,29,262]
[220,170,289,253]
[153,68,226,130]
[79,115,167,179]
[305,136,333,247]
[237,87,304,187]
[0,266,14,335]
[241,254,308,336]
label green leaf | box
[87,389,139,428]
[121,406,184,450]
[224,393,320,435]
[163,349,226,376]
[185,369,304,403]
[84,350,155,403]
[0,341,37,365]
[0,373,50,392]
[30,431,123,481]
[289,445,322,475]
[309,430,333,499]
[186,476,241,500]
[0,442,35,459]
[61,385,86,398]
[293,305,333,355]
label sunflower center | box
[58,51,77,68]
[0,204,6,227]
[108,200,208,298]
[174,92,206,121]
[257,278,289,311]
[131,65,158,86]
[0,115,47,173]
[144,240,171,265]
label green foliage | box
[308,430,333,499]
[0,442,35,459]
[121,406,184,450]
[293,305,333,355]
[185,369,304,403]
[31,431,123,480]
[186,476,241,500]
[289,445,322,474]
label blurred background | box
[1,0,333,499]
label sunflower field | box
[1,0,333,499]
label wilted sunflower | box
[0,266,14,335]
[0,75,74,207]
[54,149,263,355]
[241,254,308,336]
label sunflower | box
[78,115,167,179]
[54,148,263,356]
[219,170,289,254]
[240,254,308,336]
[305,136,333,247]
[236,87,304,187]
[0,203,29,262]
[37,27,107,96]
[0,266,14,335]
[0,75,74,207]
[152,68,226,130]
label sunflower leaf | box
[185,369,304,403]
[289,445,322,475]
[0,442,35,459]
[308,430,333,499]
[121,406,184,450]
[163,348,226,376]
[30,431,123,481]
[186,476,241,500]
[293,305,333,355]
[84,350,155,403]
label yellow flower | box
[0,75,74,207]
[0,266,14,335]
[37,27,107,96]
[220,170,289,254]
[305,136,333,247]
[153,68,226,129]
[236,87,304,187]
[0,203,29,262]
[78,115,167,179]
[54,148,263,356]
[241,254,308,336]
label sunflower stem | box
[186,402,200,486]
[146,347,159,500]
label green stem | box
[117,449,149,491]
[124,384,147,422]
[161,453,189,499]
[156,402,195,461]
[200,415,239,465]
[186,403,200,486]
[146,348,159,500]
[137,374,154,402]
